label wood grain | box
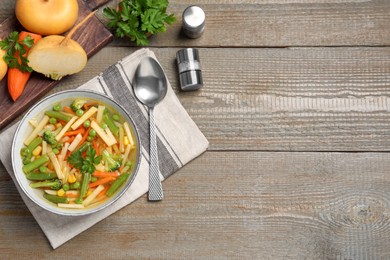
[1,0,390,258]
[1,152,390,258]
[0,0,113,130]
[98,0,390,47]
[47,46,390,152]
[83,0,112,11]
[0,1,14,23]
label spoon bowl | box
[133,57,168,201]
[134,57,167,107]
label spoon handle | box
[148,108,164,201]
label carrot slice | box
[63,127,85,137]
[75,126,91,150]
[66,193,79,198]
[63,106,76,115]
[96,185,110,199]
[88,176,115,188]
[83,102,98,110]
[92,139,100,155]
[92,171,120,178]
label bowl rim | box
[11,89,142,216]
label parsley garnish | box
[103,0,176,46]
[0,31,34,73]
[67,146,102,174]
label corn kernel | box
[86,189,93,197]
[32,146,42,156]
[68,174,77,184]
[123,136,129,146]
[57,189,65,197]
[55,123,62,129]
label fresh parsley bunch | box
[67,146,102,175]
[0,31,34,73]
[103,0,176,46]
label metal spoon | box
[133,57,167,201]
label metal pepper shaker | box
[176,48,203,91]
[182,5,205,39]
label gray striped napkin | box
[0,48,209,249]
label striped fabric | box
[0,49,209,249]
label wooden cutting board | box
[0,0,113,130]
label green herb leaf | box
[0,31,34,72]
[67,150,84,169]
[103,0,176,46]
[67,146,101,174]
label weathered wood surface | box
[99,0,390,47]
[2,152,390,259]
[44,46,390,151]
[1,0,390,258]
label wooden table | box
[1,0,390,258]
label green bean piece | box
[43,193,68,204]
[20,136,43,164]
[20,147,30,156]
[44,110,71,122]
[103,112,119,137]
[28,136,43,151]
[39,166,48,173]
[106,174,129,197]
[69,142,90,157]
[75,198,83,204]
[91,176,98,183]
[26,172,58,181]
[80,172,90,198]
[22,154,49,173]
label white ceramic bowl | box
[11,90,141,216]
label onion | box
[28,36,87,80]
[27,12,94,80]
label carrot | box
[66,193,79,198]
[58,120,67,126]
[88,176,115,188]
[76,126,91,150]
[63,106,76,115]
[63,127,85,137]
[64,150,71,160]
[96,185,110,199]
[92,171,120,178]
[83,102,98,110]
[92,139,100,155]
[8,31,42,101]
[67,136,75,144]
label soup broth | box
[20,98,137,209]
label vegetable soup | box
[20,98,137,209]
